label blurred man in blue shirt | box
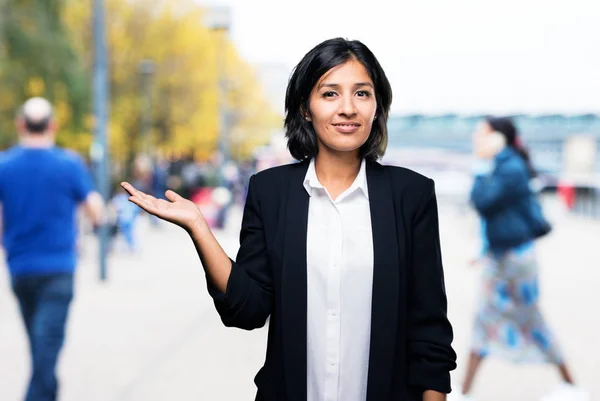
[0,97,104,401]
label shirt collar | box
[303,158,369,200]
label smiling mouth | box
[332,123,361,134]
[332,123,361,128]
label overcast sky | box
[199,0,600,114]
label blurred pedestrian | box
[109,182,140,252]
[0,98,104,401]
[450,117,588,401]
[132,153,153,193]
[151,155,169,200]
[149,155,169,228]
[122,38,456,401]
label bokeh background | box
[0,0,599,400]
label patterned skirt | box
[471,245,563,364]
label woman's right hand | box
[121,182,206,231]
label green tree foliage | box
[0,0,89,149]
[0,0,281,162]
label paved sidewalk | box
[0,201,598,401]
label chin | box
[331,137,367,150]
[324,145,364,157]
[318,134,369,156]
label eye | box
[356,90,372,97]
[322,91,337,98]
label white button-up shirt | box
[304,158,374,401]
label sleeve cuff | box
[409,369,451,394]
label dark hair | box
[24,116,51,134]
[17,105,52,134]
[284,38,393,162]
[486,116,536,177]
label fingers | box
[127,193,158,215]
[121,182,153,202]
[121,182,159,212]
[121,182,139,197]
[165,190,182,202]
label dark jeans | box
[11,273,74,401]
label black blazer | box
[207,160,457,401]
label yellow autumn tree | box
[62,0,281,164]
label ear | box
[300,104,312,122]
[15,118,26,133]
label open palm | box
[120,182,204,230]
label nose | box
[338,93,356,116]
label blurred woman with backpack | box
[450,117,588,401]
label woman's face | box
[307,59,377,158]
[472,120,508,159]
[473,121,494,139]
[472,121,493,148]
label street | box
[0,198,598,401]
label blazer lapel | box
[281,160,310,401]
[366,161,400,401]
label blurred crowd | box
[102,152,260,253]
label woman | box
[451,117,587,401]
[122,38,457,401]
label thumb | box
[165,190,183,202]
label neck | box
[20,133,54,148]
[314,150,362,198]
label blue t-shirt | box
[0,146,94,277]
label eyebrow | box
[318,82,374,90]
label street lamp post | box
[92,0,110,281]
[203,6,232,187]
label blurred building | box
[387,114,600,173]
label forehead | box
[316,59,373,87]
